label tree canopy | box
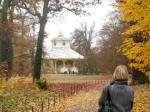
[118,0,150,77]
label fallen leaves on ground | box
[60,88,101,112]
[132,84,150,112]
[61,84,150,112]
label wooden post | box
[87,81,89,91]
[42,102,44,112]
[85,82,87,91]
[81,85,83,91]
[63,90,65,99]
[70,87,72,96]
[32,106,34,112]
[59,92,61,103]
[2,105,3,112]
[48,98,50,110]
[66,90,68,97]
[79,85,81,91]
[53,94,56,107]
[74,85,76,94]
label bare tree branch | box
[17,2,41,18]
[61,6,83,15]
[30,0,41,18]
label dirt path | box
[60,84,150,112]
[61,86,104,112]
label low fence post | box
[79,84,81,91]
[31,106,34,112]
[59,92,61,103]
[42,101,44,112]
[87,81,89,91]
[66,89,69,97]
[48,98,50,111]
[85,81,87,91]
[74,85,76,94]
[77,84,79,92]
[71,87,73,95]
[53,93,56,107]
[80,84,82,91]
[70,87,72,95]
[63,90,65,99]
[2,105,3,112]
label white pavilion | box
[48,33,84,74]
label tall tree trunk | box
[0,0,13,77]
[33,0,49,81]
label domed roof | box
[47,32,84,60]
[51,32,71,41]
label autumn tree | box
[0,0,19,77]
[71,23,99,74]
[16,0,101,80]
[97,10,128,73]
[12,10,38,76]
[0,0,40,77]
[13,35,37,75]
[118,0,150,83]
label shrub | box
[36,78,49,90]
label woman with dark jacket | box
[98,65,134,112]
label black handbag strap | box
[107,85,111,103]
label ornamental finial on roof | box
[59,32,63,36]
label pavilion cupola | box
[51,32,71,48]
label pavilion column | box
[73,60,76,67]
[63,60,66,68]
[54,60,57,73]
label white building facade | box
[48,33,84,74]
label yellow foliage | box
[0,75,52,111]
[117,0,150,77]
[118,0,150,35]
[119,38,150,76]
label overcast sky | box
[44,0,116,51]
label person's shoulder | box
[127,86,134,94]
[102,85,109,92]
[127,86,134,91]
